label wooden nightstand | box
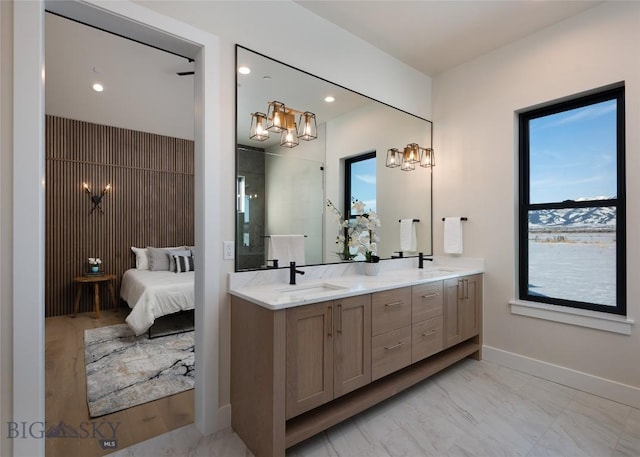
[72,274,117,319]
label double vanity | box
[229,257,484,457]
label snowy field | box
[528,231,616,307]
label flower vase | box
[90,265,99,273]
[363,262,380,276]
[339,242,353,261]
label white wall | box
[136,1,432,120]
[0,3,14,455]
[135,0,433,410]
[433,1,640,393]
[325,103,433,260]
[2,2,432,454]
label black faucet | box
[418,252,433,269]
[289,261,305,285]
[391,251,404,258]
[267,259,279,269]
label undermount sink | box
[278,283,347,299]
[420,267,461,277]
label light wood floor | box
[45,308,194,457]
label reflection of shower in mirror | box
[235,45,433,271]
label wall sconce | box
[83,182,111,215]
[297,112,318,141]
[401,152,415,171]
[404,143,421,164]
[266,101,287,133]
[385,148,402,167]
[249,112,270,141]
[250,101,317,148]
[386,144,435,171]
[420,147,435,168]
[280,113,299,148]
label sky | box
[529,99,617,204]
[350,157,377,212]
[347,99,617,211]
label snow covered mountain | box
[529,205,616,230]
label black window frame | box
[344,151,376,218]
[518,85,626,315]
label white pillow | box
[146,246,188,271]
[131,247,149,270]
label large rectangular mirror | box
[236,46,433,271]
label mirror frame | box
[234,45,433,272]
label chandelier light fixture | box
[386,143,435,171]
[250,100,317,148]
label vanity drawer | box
[371,326,411,381]
[371,287,412,336]
[411,317,444,363]
[412,281,443,324]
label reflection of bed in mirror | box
[236,46,433,271]
[121,247,195,337]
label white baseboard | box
[483,345,640,409]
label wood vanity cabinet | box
[443,274,482,348]
[230,273,482,457]
[286,294,371,419]
[371,287,412,380]
[411,281,444,363]
[285,301,334,419]
[334,295,372,397]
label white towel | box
[400,219,417,252]
[267,235,305,265]
[444,217,463,255]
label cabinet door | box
[443,278,463,348]
[286,301,334,419]
[461,274,482,340]
[334,294,371,398]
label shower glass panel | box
[265,153,324,266]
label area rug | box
[84,323,194,417]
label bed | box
[120,269,194,336]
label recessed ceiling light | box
[238,66,251,75]
[324,96,335,103]
[92,83,104,92]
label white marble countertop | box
[229,257,484,310]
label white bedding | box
[121,269,194,336]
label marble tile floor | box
[107,359,640,457]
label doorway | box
[12,2,222,456]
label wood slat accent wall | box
[45,115,194,317]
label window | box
[518,86,625,315]
[343,152,376,260]
[344,151,376,216]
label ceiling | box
[45,12,196,140]
[237,47,376,147]
[44,1,603,141]
[296,1,602,76]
